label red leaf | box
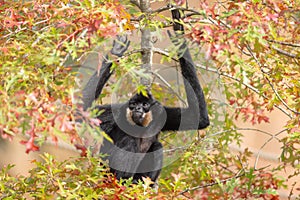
[74,144,87,157]
[20,137,39,154]
[204,26,213,37]
[60,116,74,132]
[0,47,8,54]
[265,13,279,22]
[229,99,236,105]
[257,114,270,124]
[56,21,68,28]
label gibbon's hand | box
[167,30,179,44]
[111,35,130,57]
[167,30,187,55]
[167,9,187,51]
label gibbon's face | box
[126,93,154,127]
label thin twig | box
[233,128,280,139]
[151,71,187,105]
[254,129,287,170]
[271,46,299,59]
[153,47,178,62]
[266,76,300,115]
[56,28,83,49]
[163,145,189,153]
[268,39,300,48]
[178,169,245,195]
[206,127,281,144]
[151,4,203,15]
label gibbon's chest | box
[113,125,158,153]
[136,136,158,153]
[102,123,157,153]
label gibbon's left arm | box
[162,9,210,131]
[82,35,130,110]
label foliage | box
[0,152,283,200]
[0,153,160,199]
[1,0,300,199]
[0,0,131,154]
[185,0,300,185]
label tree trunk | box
[139,0,152,88]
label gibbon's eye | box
[129,102,136,110]
[143,102,149,107]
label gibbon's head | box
[126,92,155,127]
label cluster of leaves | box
[0,149,283,199]
[0,0,132,154]
[0,153,162,199]
[187,0,299,125]
[184,0,300,184]
[160,143,284,199]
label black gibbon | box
[82,9,209,184]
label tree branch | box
[151,71,187,105]
[268,39,300,48]
[139,0,152,87]
[139,0,150,12]
[271,45,299,59]
[163,145,189,153]
[152,47,178,62]
[178,169,245,196]
[153,46,293,118]
[140,29,153,87]
[130,0,141,9]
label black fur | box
[82,9,209,184]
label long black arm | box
[162,9,209,131]
[82,56,113,110]
[82,36,130,110]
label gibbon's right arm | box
[82,35,130,110]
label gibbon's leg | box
[133,141,163,183]
[102,136,144,180]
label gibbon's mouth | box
[132,112,145,126]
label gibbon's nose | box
[135,106,143,113]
